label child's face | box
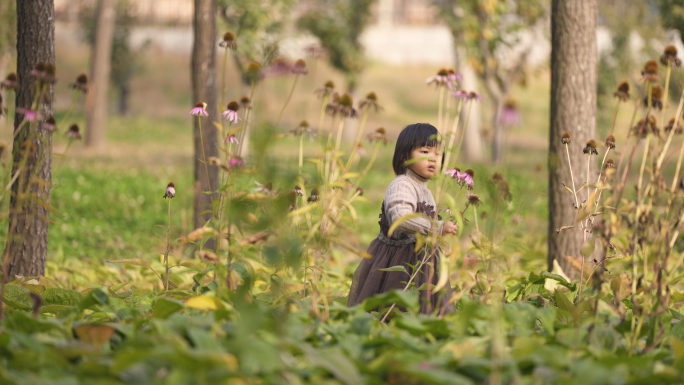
[407,146,439,179]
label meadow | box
[1,31,684,384]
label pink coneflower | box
[228,156,245,169]
[307,188,319,202]
[42,115,56,132]
[254,181,275,195]
[70,73,88,93]
[293,185,303,196]
[452,90,469,99]
[292,59,308,75]
[426,68,451,87]
[499,99,521,127]
[41,63,57,84]
[222,101,240,124]
[190,102,208,116]
[163,182,176,199]
[0,73,18,91]
[446,69,463,89]
[463,169,475,190]
[466,191,481,206]
[223,135,239,145]
[326,93,357,118]
[218,32,237,51]
[583,140,598,155]
[17,107,37,122]
[467,92,483,101]
[444,168,460,178]
[614,81,630,101]
[661,45,682,67]
[644,84,663,110]
[66,124,82,140]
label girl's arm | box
[385,180,443,236]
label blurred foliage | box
[0,0,16,61]
[79,0,149,115]
[218,0,298,83]
[298,0,377,91]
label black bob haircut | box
[392,123,443,175]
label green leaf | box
[402,156,429,167]
[301,345,364,385]
[537,271,577,291]
[42,288,84,306]
[107,258,151,268]
[536,306,557,336]
[153,297,185,319]
[554,290,575,313]
[377,265,409,275]
[78,288,109,312]
[2,284,32,310]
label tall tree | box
[85,0,115,148]
[6,0,55,277]
[192,0,219,245]
[548,0,598,275]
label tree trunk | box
[455,46,484,162]
[86,0,115,148]
[548,0,598,276]
[7,0,55,277]
[192,0,219,248]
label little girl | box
[348,123,458,314]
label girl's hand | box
[442,221,458,236]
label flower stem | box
[298,133,304,174]
[343,108,370,173]
[237,82,256,157]
[198,115,212,194]
[609,98,621,137]
[437,85,445,133]
[330,116,346,182]
[165,198,171,290]
[61,91,80,130]
[276,74,300,127]
[661,87,684,175]
[221,48,229,108]
[317,94,329,148]
[565,143,580,209]
[349,141,380,197]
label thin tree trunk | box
[548,0,598,276]
[192,0,219,249]
[455,46,484,162]
[86,0,115,148]
[7,0,55,277]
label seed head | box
[42,115,57,132]
[356,187,364,196]
[466,192,481,206]
[497,180,512,201]
[245,62,263,83]
[0,72,19,91]
[292,59,308,75]
[661,45,681,67]
[613,81,630,101]
[30,62,47,78]
[561,131,571,144]
[583,140,598,155]
[66,124,82,140]
[642,60,661,82]
[605,158,616,169]
[605,135,616,149]
[239,96,252,109]
[328,93,357,118]
[219,31,237,50]
[358,91,383,112]
[164,182,176,199]
[290,120,311,136]
[307,188,319,202]
[645,85,664,110]
[43,63,57,83]
[665,117,684,134]
[315,80,335,99]
[632,115,659,138]
[367,127,388,144]
[227,101,239,112]
[491,172,503,182]
[465,169,474,178]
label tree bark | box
[548,0,598,276]
[86,0,115,148]
[192,0,219,248]
[455,46,484,162]
[7,0,55,277]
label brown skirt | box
[347,236,456,315]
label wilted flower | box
[239,96,252,109]
[267,58,292,77]
[367,127,389,144]
[0,72,18,91]
[645,84,663,110]
[254,181,275,195]
[613,81,630,101]
[605,135,616,149]
[491,172,503,182]
[218,31,237,50]
[499,99,521,127]
[223,135,239,145]
[463,169,475,190]
[561,131,571,144]
[358,92,383,112]
[42,115,56,132]
[583,140,598,155]
[307,188,319,202]
[665,117,683,134]
[660,44,681,67]
[164,182,176,199]
[466,192,481,206]
[327,93,357,118]
[290,120,311,136]
[16,107,37,122]
[315,80,335,99]
[190,102,208,116]
[245,62,263,83]
[70,73,88,93]
[642,60,660,83]
[632,115,658,138]
[222,101,240,124]
[293,185,303,196]
[292,59,308,75]
[66,124,82,140]
[605,158,616,169]
[356,187,364,196]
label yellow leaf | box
[388,213,422,237]
[74,324,116,347]
[222,353,239,371]
[432,254,450,292]
[179,227,216,244]
[185,296,218,311]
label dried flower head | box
[583,140,598,155]
[239,96,252,109]
[605,135,616,149]
[367,127,389,144]
[292,59,308,75]
[561,131,571,144]
[315,80,335,99]
[356,187,364,196]
[245,62,263,83]
[42,115,56,132]
[642,60,660,82]
[307,188,319,202]
[293,185,303,196]
[66,124,82,140]
[222,101,240,124]
[70,73,88,93]
[632,115,659,138]
[190,102,208,116]
[267,58,292,77]
[492,172,503,182]
[164,182,176,199]
[497,180,513,201]
[661,44,681,67]
[0,72,18,91]
[666,117,684,134]
[466,192,481,206]
[500,99,521,127]
[29,62,47,79]
[290,120,311,136]
[613,81,630,101]
[645,84,663,110]
[358,91,383,112]
[219,31,237,50]
[42,62,57,84]
[605,158,616,169]
[327,93,357,118]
